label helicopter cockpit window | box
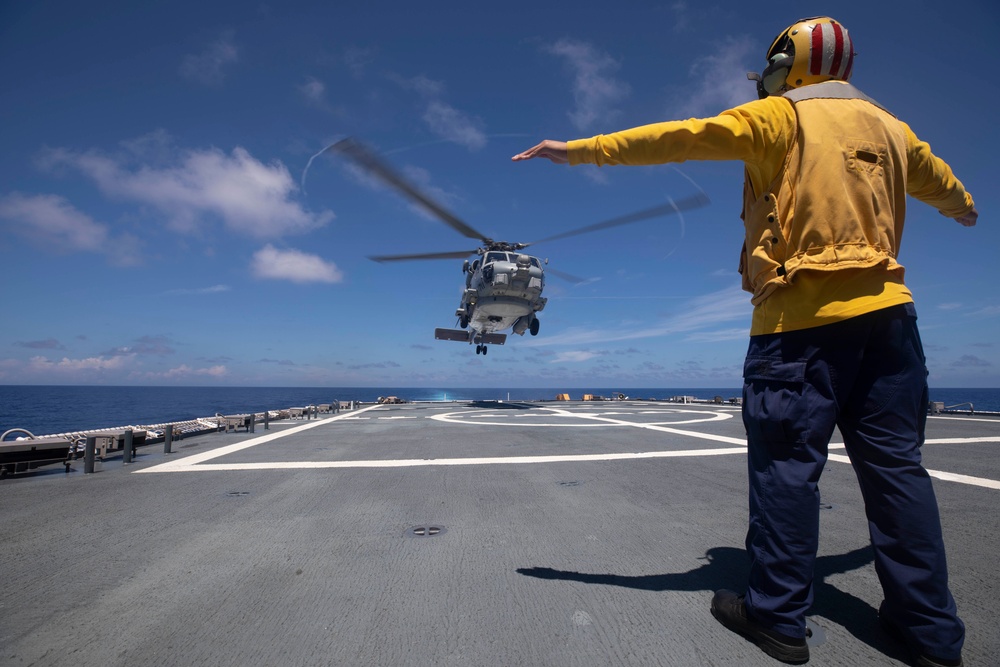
[485,252,507,264]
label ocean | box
[1,385,998,438]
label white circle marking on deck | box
[134,403,1000,489]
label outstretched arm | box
[511,140,569,164]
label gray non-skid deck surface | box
[2,402,998,666]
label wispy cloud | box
[179,30,239,85]
[297,76,346,116]
[343,46,376,78]
[346,361,402,370]
[422,101,488,151]
[251,244,344,284]
[672,37,756,118]
[29,354,132,373]
[526,286,751,348]
[0,192,144,266]
[101,336,175,357]
[549,350,603,363]
[14,338,65,350]
[161,364,228,378]
[39,133,334,239]
[258,358,297,366]
[393,74,487,150]
[545,39,631,132]
[165,284,231,295]
[951,354,992,368]
[669,2,693,33]
[299,76,326,104]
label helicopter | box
[331,138,709,355]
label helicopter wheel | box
[483,345,488,355]
[529,317,540,336]
[460,315,469,328]
[476,345,482,355]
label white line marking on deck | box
[136,405,382,473]
[928,415,1000,423]
[136,405,1000,489]
[141,447,752,472]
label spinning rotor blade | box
[369,250,479,263]
[545,267,590,284]
[331,137,487,242]
[525,192,710,247]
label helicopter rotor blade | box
[369,249,479,263]
[331,137,488,242]
[545,267,590,284]
[524,192,710,247]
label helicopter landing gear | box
[460,315,469,329]
[476,344,488,355]
[529,317,540,336]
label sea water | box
[1,385,998,438]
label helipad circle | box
[430,406,732,427]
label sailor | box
[513,16,976,666]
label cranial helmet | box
[750,16,855,99]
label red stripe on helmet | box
[810,23,825,76]
[829,23,845,77]
[843,44,854,81]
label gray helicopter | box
[332,138,708,355]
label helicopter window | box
[486,252,507,264]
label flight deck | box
[2,400,998,666]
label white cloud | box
[673,37,757,118]
[40,139,333,239]
[180,31,239,85]
[549,350,601,363]
[251,244,344,283]
[546,39,631,132]
[29,354,133,372]
[162,364,228,378]
[0,192,107,252]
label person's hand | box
[955,208,978,227]
[511,140,569,164]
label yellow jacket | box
[567,81,975,335]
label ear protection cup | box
[760,52,793,97]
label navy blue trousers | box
[741,303,964,659]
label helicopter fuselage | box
[446,250,545,353]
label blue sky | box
[1,0,996,389]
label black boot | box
[711,589,809,664]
